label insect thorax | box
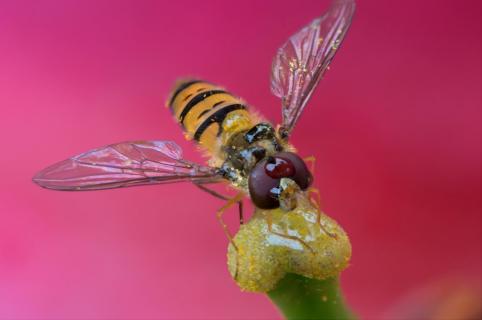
[219,122,291,191]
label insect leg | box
[308,187,337,239]
[195,183,230,200]
[195,184,244,281]
[215,192,245,251]
[194,183,244,225]
[265,210,315,254]
[307,187,322,209]
[303,155,316,174]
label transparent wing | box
[271,0,356,135]
[33,141,221,191]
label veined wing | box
[271,0,356,136]
[33,141,221,191]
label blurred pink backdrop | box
[0,0,480,319]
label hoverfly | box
[33,0,355,249]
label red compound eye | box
[265,157,295,178]
[248,152,313,209]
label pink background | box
[0,0,480,319]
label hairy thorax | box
[216,123,294,192]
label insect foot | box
[226,193,351,292]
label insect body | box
[33,0,355,247]
[168,79,306,209]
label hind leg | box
[195,183,244,225]
[214,192,245,251]
[215,192,245,281]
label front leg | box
[307,187,337,239]
[265,209,315,254]
[304,155,316,174]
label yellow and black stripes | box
[193,103,246,141]
[178,89,227,126]
[168,80,255,154]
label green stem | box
[267,274,355,320]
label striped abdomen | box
[168,80,255,155]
